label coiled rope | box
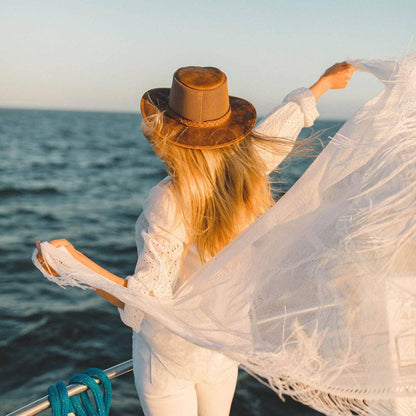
[47,368,112,416]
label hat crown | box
[175,66,226,91]
[168,66,230,123]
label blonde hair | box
[141,111,310,263]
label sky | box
[1,0,415,119]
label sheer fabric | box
[33,57,416,415]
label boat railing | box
[5,359,133,416]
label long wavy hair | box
[141,111,309,263]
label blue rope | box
[47,383,61,415]
[83,368,112,412]
[69,394,87,416]
[56,381,70,416]
[70,374,105,415]
[47,368,112,416]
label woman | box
[36,62,355,416]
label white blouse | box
[119,87,319,382]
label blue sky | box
[1,0,415,118]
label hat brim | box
[141,88,257,149]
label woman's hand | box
[310,62,357,101]
[321,62,357,89]
[36,239,75,276]
[36,239,59,276]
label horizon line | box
[0,105,348,122]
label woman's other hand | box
[36,239,75,276]
[36,239,58,276]
[310,62,357,101]
[321,62,357,89]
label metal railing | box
[6,359,133,416]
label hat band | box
[166,105,231,128]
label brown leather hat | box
[140,66,257,149]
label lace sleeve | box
[254,87,320,173]
[119,179,187,332]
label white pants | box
[133,333,238,416]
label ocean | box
[0,108,344,415]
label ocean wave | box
[0,186,62,197]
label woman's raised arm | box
[254,62,357,173]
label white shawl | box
[33,56,416,415]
